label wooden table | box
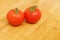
[0,0,60,40]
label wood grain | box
[0,0,60,40]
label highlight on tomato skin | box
[7,8,24,26]
[24,6,41,24]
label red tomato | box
[7,8,24,26]
[24,6,41,24]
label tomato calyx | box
[30,6,37,13]
[15,8,19,14]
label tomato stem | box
[30,6,37,13]
[15,8,18,14]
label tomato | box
[7,8,24,26]
[24,6,41,24]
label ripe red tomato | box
[7,8,24,26]
[24,6,41,24]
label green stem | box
[15,8,18,14]
[30,6,37,13]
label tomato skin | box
[7,9,24,26]
[24,7,41,24]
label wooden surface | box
[0,0,60,40]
